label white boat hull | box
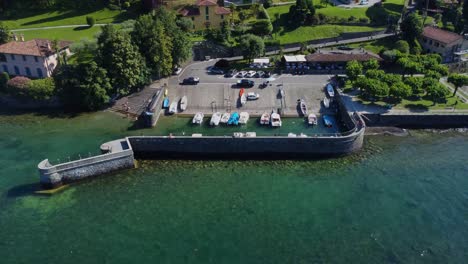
[210,112,221,126]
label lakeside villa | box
[0,37,71,78]
[178,0,231,30]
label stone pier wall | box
[362,114,468,128]
[38,139,135,188]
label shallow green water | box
[0,111,467,263]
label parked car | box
[225,69,238,77]
[237,79,255,88]
[173,67,182,75]
[209,67,224,74]
[254,71,265,78]
[236,71,247,78]
[245,71,256,78]
[263,71,271,78]
[337,45,353,51]
[247,92,260,100]
[182,76,200,85]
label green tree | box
[365,69,385,79]
[27,78,55,101]
[263,0,273,8]
[404,76,424,95]
[239,34,265,62]
[363,59,380,71]
[0,22,11,44]
[389,81,412,99]
[395,40,410,54]
[400,13,423,42]
[176,17,194,32]
[463,0,468,25]
[153,8,192,70]
[251,19,273,36]
[306,0,315,16]
[428,64,448,77]
[0,71,9,92]
[346,60,363,83]
[86,16,95,27]
[448,73,468,96]
[397,57,422,76]
[424,78,449,104]
[97,25,150,95]
[54,62,112,111]
[132,14,173,77]
[382,73,402,87]
[357,77,389,98]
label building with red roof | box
[178,0,231,31]
[419,26,466,63]
[0,37,71,78]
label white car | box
[246,71,256,78]
[236,71,246,78]
[173,67,182,75]
[247,92,260,100]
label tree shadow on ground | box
[403,104,430,112]
[73,26,91,31]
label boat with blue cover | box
[326,84,335,97]
[323,115,333,127]
[163,97,170,108]
[227,112,240,125]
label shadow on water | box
[0,107,80,119]
[6,183,43,198]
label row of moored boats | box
[163,95,187,114]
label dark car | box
[337,45,353,51]
[237,79,255,88]
[209,67,225,74]
[182,77,200,85]
[263,71,271,78]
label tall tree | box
[97,25,150,95]
[239,34,265,62]
[448,74,468,96]
[400,13,423,43]
[0,22,11,44]
[346,60,363,83]
[54,62,112,111]
[424,78,449,104]
[132,14,173,77]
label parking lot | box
[166,60,336,117]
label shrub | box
[27,78,56,100]
[6,76,31,97]
[86,16,95,27]
[395,40,410,54]
[108,4,120,10]
[348,16,356,22]
[359,17,369,24]
[0,71,9,92]
[263,0,272,8]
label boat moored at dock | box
[260,112,270,125]
[210,112,222,126]
[271,112,282,127]
[323,115,333,127]
[326,83,335,97]
[239,112,250,124]
[192,112,204,125]
[220,112,230,124]
[163,97,170,108]
[179,96,187,111]
[308,113,318,125]
[168,101,178,114]
[228,112,240,125]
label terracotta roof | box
[215,6,231,15]
[196,0,217,6]
[305,52,382,62]
[421,26,463,45]
[179,6,200,16]
[0,39,71,57]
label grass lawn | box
[348,35,398,53]
[355,95,468,110]
[275,25,384,44]
[16,26,104,42]
[2,8,134,29]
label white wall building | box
[0,38,71,78]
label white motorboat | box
[270,112,282,127]
[210,112,221,126]
[168,101,178,114]
[288,133,297,137]
[192,112,204,125]
[260,112,270,125]
[323,97,330,108]
[179,96,187,111]
[239,112,249,124]
[308,113,318,125]
[220,112,230,124]
[240,94,247,105]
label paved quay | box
[165,60,336,117]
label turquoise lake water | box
[0,111,467,263]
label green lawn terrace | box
[265,0,404,44]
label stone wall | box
[38,139,135,188]
[362,114,468,128]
